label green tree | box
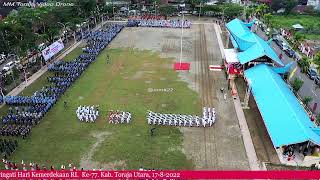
[302,96,312,106]
[314,52,320,73]
[291,77,304,93]
[158,5,176,18]
[0,0,101,57]
[271,0,284,12]
[284,0,298,14]
[221,3,244,19]
[187,0,208,10]
[255,4,269,18]
[263,13,272,26]
[202,5,221,14]
[245,7,255,20]
[293,32,305,48]
[297,57,310,73]
[317,115,320,125]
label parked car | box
[315,76,320,85]
[0,54,6,64]
[307,68,318,80]
[281,43,289,50]
[0,58,5,65]
[272,36,283,48]
[284,48,295,58]
[2,61,15,72]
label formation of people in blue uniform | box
[0,24,124,144]
[127,19,192,28]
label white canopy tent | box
[292,24,304,30]
[224,49,239,64]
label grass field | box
[5,47,200,169]
[270,15,320,40]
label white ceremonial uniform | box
[202,118,206,127]
[127,114,131,123]
[189,119,193,127]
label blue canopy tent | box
[244,64,320,148]
[226,18,284,67]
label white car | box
[0,58,5,65]
[2,61,15,72]
[281,43,289,51]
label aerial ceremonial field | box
[8,47,199,169]
[3,21,249,170]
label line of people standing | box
[0,24,124,159]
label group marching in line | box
[76,105,99,123]
[127,19,192,28]
[147,107,216,127]
[108,110,132,124]
[0,24,124,158]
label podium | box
[173,62,190,70]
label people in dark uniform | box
[0,25,124,140]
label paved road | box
[256,28,320,114]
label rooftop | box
[244,64,320,148]
[226,18,284,66]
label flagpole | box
[179,12,184,67]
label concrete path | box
[214,23,262,170]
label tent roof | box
[292,24,304,29]
[224,49,239,63]
[226,18,284,66]
[244,64,320,148]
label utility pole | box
[153,1,157,16]
[23,66,27,84]
[0,75,4,102]
[179,12,184,67]
[113,6,115,21]
[73,31,76,43]
[242,85,251,109]
[198,1,202,20]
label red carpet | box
[173,62,190,70]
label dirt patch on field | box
[131,71,155,79]
[80,131,126,170]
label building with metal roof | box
[226,18,284,66]
[244,64,320,148]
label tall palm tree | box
[263,13,272,26]
[314,52,320,74]
[255,4,269,18]
[297,57,310,73]
[245,7,255,21]
[293,32,305,49]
